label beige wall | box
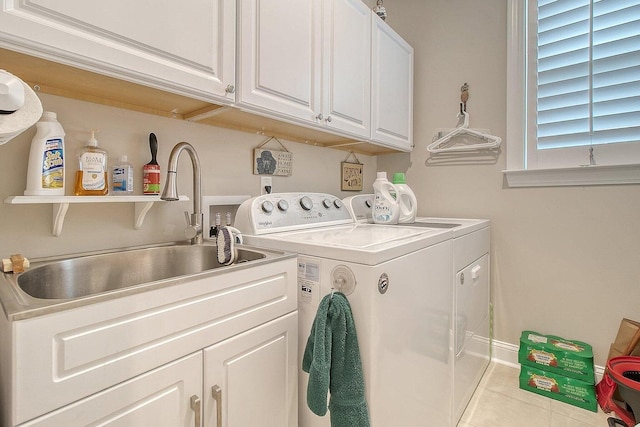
[377,0,640,365]
[0,94,377,258]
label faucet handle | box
[185,224,199,240]
[184,211,198,239]
[183,211,203,243]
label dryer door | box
[455,254,489,355]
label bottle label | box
[42,138,64,189]
[80,152,106,190]
[373,193,397,223]
[112,166,133,192]
[143,165,161,194]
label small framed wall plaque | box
[341,152,363,191]
[253,137,293,176]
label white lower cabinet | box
[20,312,298,427]
[0,257,298,427]
[21,352,204,427]
[203,312,298,427]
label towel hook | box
[330,265,357,298]
[331,276,346,298]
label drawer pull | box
[212,385,223,427]
[190,395,201,427]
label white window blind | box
[536,0,640,151]
[505,0,640,186]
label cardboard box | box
[519,365,597,412]
[607,318,640,360]
[518,331,595,384]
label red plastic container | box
[606,356,640,427]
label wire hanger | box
[427,84,502,153]
[343,150,362,164]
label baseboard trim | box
[491,339,605,381]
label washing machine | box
[235,193,487,426]
[343,194,491,424]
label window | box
[505,0,640,186]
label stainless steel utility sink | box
[0,243,293,321]
[17,245,266,300]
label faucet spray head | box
[160,171,179,201]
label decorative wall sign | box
[253,137,292,176]
[341,151,363,191]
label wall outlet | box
[260,176,273,195]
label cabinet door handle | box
[315,113,323,121]
[325,115,332,123]
[212,385,223,427]
[190,395,201,427]
[225,84,236,94]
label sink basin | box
[17,245,266,300]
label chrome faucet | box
[161,142,203,245]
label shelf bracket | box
[134,201,155,230]
[52,203,70,237]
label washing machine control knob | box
[299,196,313,210]
[322,198,332,209]
[334,199,343,209]
[261,200,274,213]
[277,200,289,211]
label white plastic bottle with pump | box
[372,172,400,224]
[24,111,65,196]
[392,172,417,224]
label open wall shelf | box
[4,195,189,236]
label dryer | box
[235,193,488,426]
[343,194,491,424]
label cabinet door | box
[203,312,298,427]
[21,352,203,427]
[0,0,235,102]
[322,0,371,138]
[371,13,414,151]
[237,0,321,123]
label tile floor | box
[459,362,614,427]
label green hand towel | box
[302,292,370,427]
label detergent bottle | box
[392,172,417,224]
[24,111,65,196]
[372,172,400,224]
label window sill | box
[503,164,640,188]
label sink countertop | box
[0,241,295,321]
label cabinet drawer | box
[12,258,296,425]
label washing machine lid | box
[343,193,490,237]
[243,223,453,265]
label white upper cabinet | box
[237,0,321,122]
[0,0,414,152]
[0,0,236,103]
[321,0,371,138]
[371,13,414,150]
[237,0,372,139]
[238,2,413,149]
